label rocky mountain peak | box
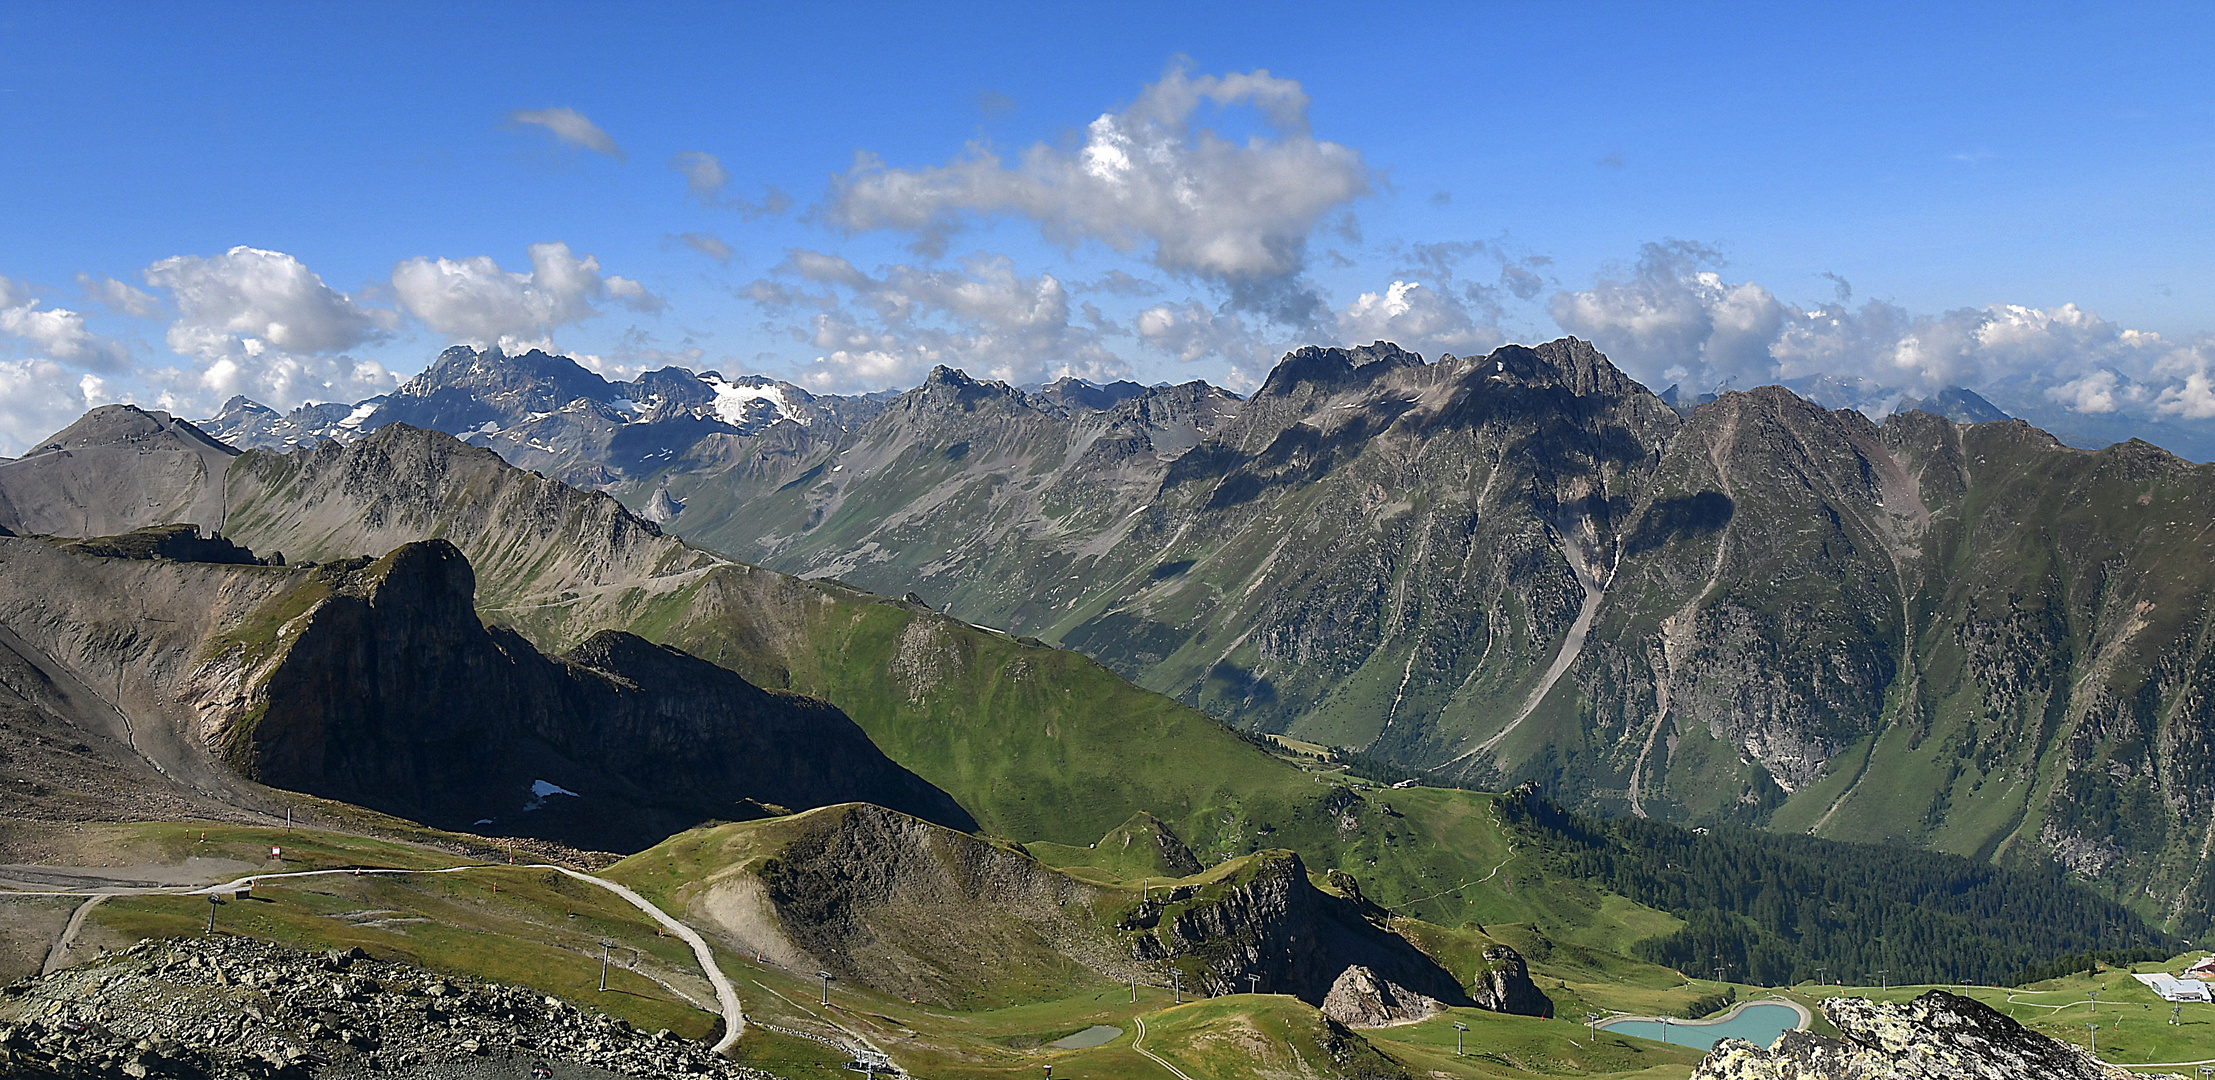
[1034,376,1150,411]
[904,365,1034,415]
[26,403,236,459]
[1254,341,1426,399]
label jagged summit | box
[1254,340,1427,399]
[1032,375,1150,410]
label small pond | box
[1597,1001,1804,1050]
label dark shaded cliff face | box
[235,540,975,851]
[1121,850,1534,1020]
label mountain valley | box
[0,340,2211,1078]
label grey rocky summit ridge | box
[0,404,236,538]
[1690,990,2167,1080]
[0,936,763,1079]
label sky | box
[1,1,2211,455]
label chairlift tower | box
[1451,1021,1468,1055]
[1584,1012,1602,1045]
[818,970,836,1006]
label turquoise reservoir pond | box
[1598,1002,1804,1050]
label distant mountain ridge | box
[196,345,893,488]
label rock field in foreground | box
[0,935,772,1079]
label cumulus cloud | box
[746,249,1125,391]
[1551,241,2215,422]
[76,273,161,318]
[391,242,661,350]
[0,360,113,455]
[160,352,401,415]
[1131,302,1279,390]
[509,107,624,160]
[132,247,404,413]
[825,64,1370,326]
[1336,281,1502,359]
[668,151,792,218]
[0,276,132,371]
[146,246,395,361]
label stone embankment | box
[0,936,770,1079]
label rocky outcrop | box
[221,539,975,850]
[1468,943,1551,1016]
[1319,965,1444,1027]
[59,524,273,566]
[1121,851,1513,1024]
[0,936,763,1079]
[743,803,1124,1007]
[1691,991,2153,1079]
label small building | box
[2132,973,2213,1003]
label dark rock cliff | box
[1121,850,1543,1023]
[232,539,974,851]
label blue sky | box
[1,1,2210,454]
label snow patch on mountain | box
[706,375,806,426]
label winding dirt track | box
[1130,1014,1197,1080]
[6,862,745,1053]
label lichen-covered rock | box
[1690,990,2170,1079]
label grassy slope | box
[58,823,722,1038]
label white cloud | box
[159,352,400,415]
[0,359,117,456]
[509,107,624,160]
[826,64,1370,325]
[0,275,131,371]
[1336,280,1502,360]
[146,246,394,360]
[391,242,661,350]
[1131,301,1277,391]
[1551,241,2215,422]
[135,247,404,413]
[748,250,1126,391]
[75,273,161,318]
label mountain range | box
[0,349,2203,1079]
[143,337,2215,940]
